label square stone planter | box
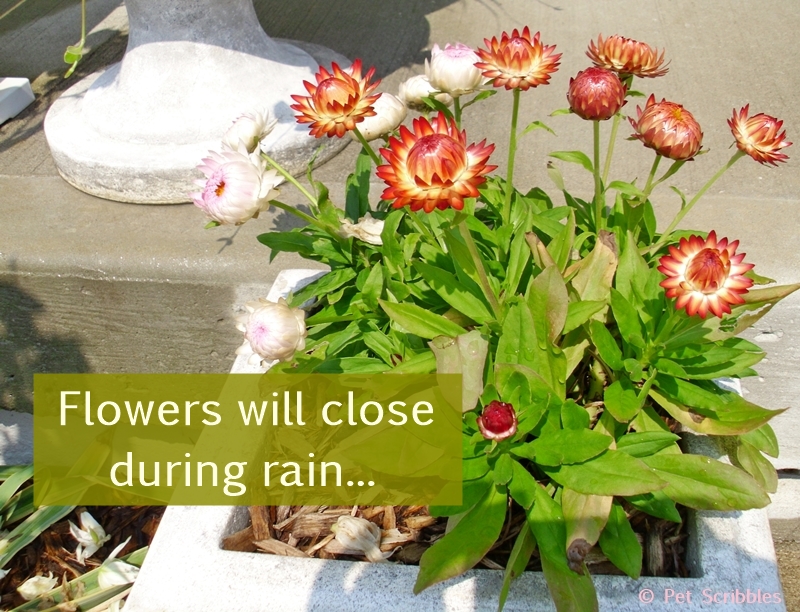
[125,270,786,612]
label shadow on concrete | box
[254,0,459,77]
[0,276,89,413]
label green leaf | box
[528,485,599,612]
[741,423,779,458]
[289,269,355,307]
[0,505,75,567]
[563,300,605,335]
[493,453,514,485]
[344,148,372,221]
[504,230,531,296]
[414,261,493,323]
[603,376,642,422]
[562,488,611,550]
[550,108,573,116]
[734,439,778,493]
[625,490,682,522]
[415,484,507,593]
[616,431,681,458]
[521,429,612,466]
[610,288,645,349]
[529,266,568,343]
[542,450,667,496]
[643,453,770,510]
[430,473,493,517]
[549,150,594,173]
[523,120,556,136]
[498,523,537,612]
[257,231,315,258]
[607,181,646,198]
[649,377,785,435]
[429,331,488,413]
[379,300,465,339]
[588,320,624,371]
[507,459,537,510]
[598,501,642,579]
[0,466,33,512]
[391,351,437,374]
[361,264,384,311]
[570,234,617,305]
[561,399,589,430]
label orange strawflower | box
[629,94,703,160]
[728,105,791,166]
[376,112,496,213]
[586,34,668,78]
[658,231,754,319]
[475,26,561,91]
[290,60,381,138]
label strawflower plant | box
[194,30,796,612]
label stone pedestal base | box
[44,0,350,204]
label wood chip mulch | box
[225,503,689,577]
[0,506,165,610]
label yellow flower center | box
[215,180,226,197]
[685,248,730,293]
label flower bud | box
[629,94,703,160]
[331,515,389,563]
[425,43,483,97]
[477,400,517,441]
[728,105,791,166]
[567,67,626,121]
[349,93,407,142]
[236,297,307,365]
[338,214,384,246]
[397,75,454,111]
[221,109,277,154]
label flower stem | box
[602,113,621,184]
[458,220,502,319]
[502,88,521,226]
[593,120,604,231]
[261,152,318,208]
[649,150,746,254]
[454,97,462,128]
[269,199,326,231]
[639,154,662,205]
[352,127,383,166]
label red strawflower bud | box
[477,400,517,441]
[567,67,627,121]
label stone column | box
[45,0,349,204]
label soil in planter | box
[223,503,689,577]
[0,506,165,609]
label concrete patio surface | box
[1,0,798,607]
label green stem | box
[352,127,382,166]
[601,75,632,185]
[602,113,621,184]
[458,220,502,319]
[639,154,662,205]
[453,97,462,128]
[592,120,603,231]
[649,150,746,254]
[269,200,326,232]
[502,88,521,226]
[261,152,318,208]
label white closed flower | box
[97,537,140,590]
[69,511,110,565]
[398,74,454,111]
[191,149,281,226]
[17,573,57,600]
[338,214,384,246]
[349,93,407,142]
[331,515,390,563]
[425,43,483,97]
[236,297,307,365]
[221,109,277,154]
